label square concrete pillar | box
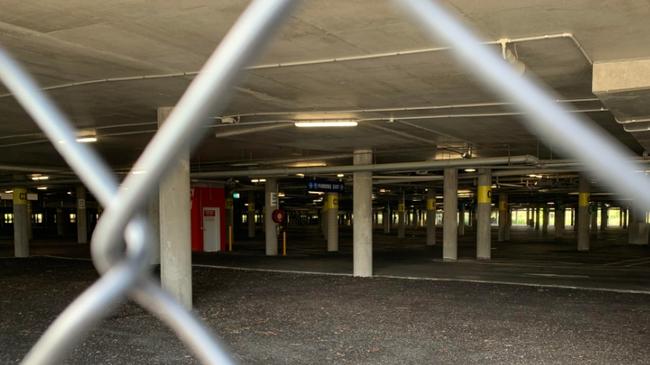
[158,106,192,309]
[353,149,373,277]
[476,169,492,259]
[12,187,29,257]
[443,168,458,260]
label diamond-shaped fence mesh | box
[0,1,647,364]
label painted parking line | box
[195,263,650,295]
[11,256,650,296]
[604,257,650,266]
[524,273,590,279]
[624,257,650,267]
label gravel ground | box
[1,257,649,364]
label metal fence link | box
[0,0,648,364]
[396,0,650,211]
[0,0,295,364]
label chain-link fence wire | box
[0,0,648,364]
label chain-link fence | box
[0,1,647,364]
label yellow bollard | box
[282,230,287,256]
[228,225,233,252]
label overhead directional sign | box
[307,179,345,193]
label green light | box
[232,192,240,199]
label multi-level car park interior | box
[1,1,650,364]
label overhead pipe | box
[0,164,67,173]
[0,32,593,100]
[192,154,538,178]
[214,123,291,138]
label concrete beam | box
[593,59,650,93]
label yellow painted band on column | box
[398,202,405,212]
[225,198,233,209]
[13,188,27,205]
[477,186,492,204]
[578,192,590,207]
[247,203,255,212]
[498,200,507,211]
[326,194,338,210]
[426,198,435,211]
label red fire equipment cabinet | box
[190,186,226,252]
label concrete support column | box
[458,203,465,236]
[476,169,492,259]
[397,194,406,239]
[247,192,256,238]
[56,206,64,237]
[226,196,234,245]
[498,193,509,242]
[619,208,624,228]
[12,187,29,257]
[468,207,475,228]
[383,202,391,234]
[590,203,598,234]
[326,193,339,252]
[76,185,87,244]
[628,208,649,245]
[264,178,279,256]
[534,206,541,232]
[555,203,566,238]
[443,168,458,261]
[577,176,590,251]
[542,205,549,235]
[601,204,608,231]
[26,201,32,240]
[623,208,628,229]
[353,149,373,277]
[158,107,192,308]
[320,206,327,237]
[147,188,160,266]
[426,189,436,246]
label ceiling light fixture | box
[294,120,358,128]
[76,136,97,143]
[289,161,327,168]
[76,129,98,143]
[36,186,47,190]
[31,174,49,181]
[464,168,476,172]
[336,173,344,178]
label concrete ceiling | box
[0,0,648,174]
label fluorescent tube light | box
[76,136,97,143]
[294,120,358,128]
